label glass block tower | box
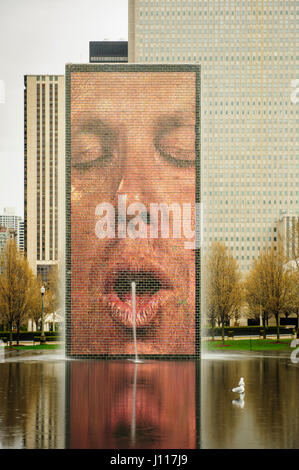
[128,0,298,273]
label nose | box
[112,130,154,228]
[113,130,156,205]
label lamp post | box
[40,285,46,343]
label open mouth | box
[103,269,172,328]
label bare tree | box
[288,220,299,331]
[289,218,299,271]
[245,245,296,341]
[44,265,61,331]
[0,240,39,345]
[204,242,242,343]
[28,276,44,332]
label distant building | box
[0,207,22,230]
[0,208,23,251]
[277,212,299,260]
[24,75,65,283]
[0,225,17,252]
[17,219,24,252]
[1,207,16,216]
[89,41,128,63]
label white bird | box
[232,392,245,409]
[232,377,245,394]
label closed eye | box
[154,126,196,168]
[72,120,117,170]
[72,140,114,170]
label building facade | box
[128,0,298,274]
[0,226,17,252]
[278,212,299,260]
[0,207,23,251]
[24,75,65,282]
[89,41,128,63]
[17,219,24,252]
[0,207,21,230]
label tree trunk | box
[211,317,215,341]
[9,322,13,347]
[263,315,267,339]
[16,322,20,346]
[276,313,280,341]
[221,321,225,344]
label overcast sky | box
[0,0,128,216]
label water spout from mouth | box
[128,281,143,364]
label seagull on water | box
[232,392,245,409]
[232,377,245,394]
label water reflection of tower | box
[24,363,65,449]
[0,361,65,449]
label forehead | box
[71,71,196,118]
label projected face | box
[70,71,196,355]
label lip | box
[102,259,173,329]
[109,386,162,447]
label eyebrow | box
[73,111,195,145]
[74,118,116,138]
[154,111,195,139]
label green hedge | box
[33,336,60,342]
[0,331,61,341]
[203,326,294,336]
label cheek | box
[176,171,196,200]
[72,170,122,202]
[156,169,195,200]
[71,184,83,203]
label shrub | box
[0,331,61,341]
[203,326,291,336]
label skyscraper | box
[128,0,298,273]
[24,75,65,282]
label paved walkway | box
[202,334,296,340]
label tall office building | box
[24,75,65,282]
[128,0,298,274]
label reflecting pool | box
[201,351,299,449]
[0,349,298,449]
[0,351,65,449]
[67,360,197,449]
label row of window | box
[36,76,59,81]
[139,8,296,16]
